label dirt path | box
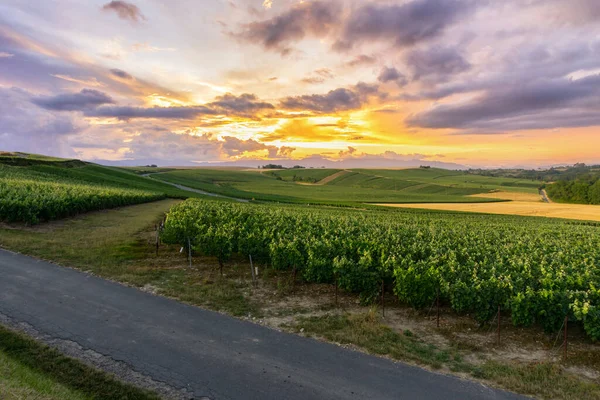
[314,170,350,185]
[540,189,552,203]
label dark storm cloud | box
[281,88,361,113]
[334,0,477,51]
[407,74,600,131]
[109,68,133,80]
[280,83,381,113]
[377,67,408,87]
[85,105,216,120]
[207,93,275,116]
[32,89,115,111]
[33,91,275,120]
[234,1,340,54]
[102,1,145,23]
[236,0,476,54]
[405,46,471,82]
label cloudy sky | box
[1,0,599,167]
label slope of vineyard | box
[0,165,165,224]
[152,168,511,205]
[162,199,600,340]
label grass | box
[0,325,159,400]
[291,312,600,400]
[0,199,258,317]
[0,350,90,400]
[265,168,341,183]
[290,311,471,372]
[1,200,599,399]
[0,158,209,200]
[151,167,525,205]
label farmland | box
[0,164,165,224]
[150,167,543,205]
[0,155,213,224]
[162,199,600,340]
[1,154,600,399]
[377,201,600,222]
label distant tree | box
[263,164,285,169]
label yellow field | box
[376,201,600,222]
[469,191,542,202]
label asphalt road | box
[141,174,249,203]
[0,249,525,400]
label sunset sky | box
[1,0,600,168]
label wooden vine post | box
[187,237,192,268]
[154,225,160,257]
[381,280,385,318]
[249,254,256,287]
[497,305,501,345]
[564,315,568,360]
[436,288,440,328]
[334,276,338,307]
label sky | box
[1,0,599,168]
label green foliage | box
[547,177,600,205]
[0,165,165,224]
[162,199,600,340]
[153,167,537,205]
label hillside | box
[150,167,542,205]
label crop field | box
[151,167,541,205]
[0,164,166,224]
[377,201,600,222]
[162,199,600,340]
[0,157,215,224]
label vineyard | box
[0,165,165,224]
[162,199,600,340]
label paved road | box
[141,174,249,203]
[0,249,525,400]
[540,189,552,203]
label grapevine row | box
[162,199,600,340]
[0,165,165,224]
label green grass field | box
[150,167,543,205]
[0,154,544,209]
[0,156,226,224]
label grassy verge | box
[0,325,159,400]
[0,199,258,317]
[287,311,471,372]
[1,200,598,399]
[288,312,600,400]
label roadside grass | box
[2,200,599,399]
[287,310,472,372]
[0,199,259,317]
[478,361,600,400]
[1,349,89,400]
[0,326,159,400]
[289,312,600,400]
